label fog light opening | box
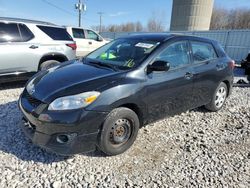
[56,135,69,144]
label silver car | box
[0,17,76,83]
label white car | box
[0,17,76,83]
[66,27,109,57]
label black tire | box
[39,60,60,71]
[205,82,228,112]
[98,107,140,156]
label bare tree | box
[93,21,145,32]
[135,21,143,32]
[147,11,166,32]
[210,6,250,30]
[210,7,229,30]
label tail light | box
[66,43,77,50]
[229,60,235,69]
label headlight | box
[26,78,36,95]
[48,91,100,111]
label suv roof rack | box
[0,17,57,26]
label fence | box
[100,30,250,62]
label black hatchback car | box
[19,34,234,156]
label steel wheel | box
[109,119,132,146]
[99,107,140,156]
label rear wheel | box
[39,60,60,71]
[205,82,228,112]
[98,107,139,156]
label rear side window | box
[19,24,34,41]
[191,41,217,63]
[72,28,85,39]
[156,41,190,70]
[86,30,98,41]
[37,25,73,41]
[0,22,22,42]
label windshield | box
[86,38,161,70]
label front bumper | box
[19,91,108,155]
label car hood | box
[30,61,123,103]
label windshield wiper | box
[86,59,117,71]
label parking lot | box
[0,83,249,187]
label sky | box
[0,0,250,29]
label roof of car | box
[0,17,57,26]
[120,33,215,43]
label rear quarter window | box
[37,25,73,41]
[19,24,34,41]
[191,41,217,63]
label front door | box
[144,41,195,122]
[85,30,106,51]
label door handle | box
[29,45,39,49]
[184,72,193,80]
[88,41,92,45]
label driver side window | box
[155,41,190,70]
[86,30,99,41]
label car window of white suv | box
[86,30,98,41]
[37,25,73,41]
[0,22,22,43]
[72,28,85,39]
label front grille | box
[23,89,42,108]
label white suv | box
[66,27,109,57]
[0,17,76,83]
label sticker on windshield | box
[135,43,154,49]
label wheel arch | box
[222,79,231,97]
[38,53,69,70]
[118,103,144,128]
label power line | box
[40,0,99,26]
[41,0,76,17]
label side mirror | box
[148,60,170,72]
[97,36,103,42]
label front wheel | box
[205,82,228,112]
[98,107,140,156]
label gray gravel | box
[0,83,249,187]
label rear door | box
[189,40,221,107]
[144,40,195,122]
[0,22,38,74]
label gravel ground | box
[0,83,249,187]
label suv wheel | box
[39,60,60,71]
[98,107,139,156]
[205,82,228,112]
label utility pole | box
[98,12,104,33]
[78,0,81,27]
[75,0,86,27]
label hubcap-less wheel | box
[215,86,227,108]
[99,107,140,156]
[110,119,132,145]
